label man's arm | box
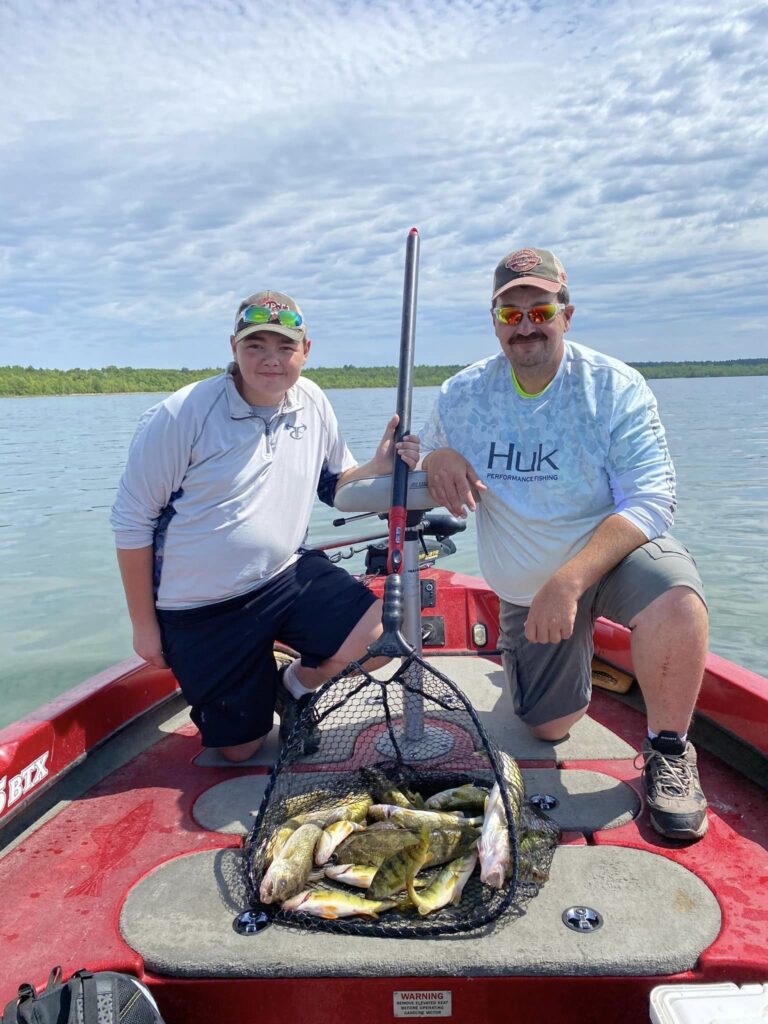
[527,374,675,644]
[525,509,647,644]
[421,448,488,518]
[116,546,167,668]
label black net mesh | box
[244,653,559,937]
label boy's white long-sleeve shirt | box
[110,367,356,609]
[419,341,677,606]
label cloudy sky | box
[1,0,766,370]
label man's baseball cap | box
[491,247,568,301]
[233,290,307,344]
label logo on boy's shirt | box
[486,441,559,474]
[287,422,307,440]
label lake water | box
[1,377,767,729]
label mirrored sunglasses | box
[238,305,304,330]
[494,303,566,326]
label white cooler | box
[650,982,768,1023]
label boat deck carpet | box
[193,655,636,769]
[120,844,719,978]
[120,654,721,979]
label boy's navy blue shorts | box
[156,550,378,748]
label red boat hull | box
[1,567,766,1022]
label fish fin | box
[66,873,104,898]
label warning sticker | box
[393,990,452,1018]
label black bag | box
[2,967,166,1024]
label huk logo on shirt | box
[287,423,307,440]
[487,441,559,475]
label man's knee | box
[630,585,707,630]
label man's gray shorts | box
[499,535,706,728]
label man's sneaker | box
[637,733,708,841]
[275,672,321,755]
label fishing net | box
[243,650,560,937]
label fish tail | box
[66,873,104,898]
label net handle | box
[385,227,420,577]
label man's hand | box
[423,448,488,518]
[369,414,420,474]
[524,575,582,644]
[133,620,168,668]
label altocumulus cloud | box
[0,0,765,369]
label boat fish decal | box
[65,800,155,898]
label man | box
[419,248,709,841]
[111,290,418,762]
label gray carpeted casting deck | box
[193,655,636,769]
[192,766,640,837]
[120,655,720,978]
[120,845,720,978]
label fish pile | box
[257,758,554,921]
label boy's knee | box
[217,736,266,762]
[526,706,588,742]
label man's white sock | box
[282,659,316,699]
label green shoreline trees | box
[1,359,766,397]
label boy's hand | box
[133,620,168,668]
[371,414,420,473]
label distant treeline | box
[1,359,766,396]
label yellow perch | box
[281,888,397,919]
[408,850,478,916]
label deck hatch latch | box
[233,909,271,934]
[562,906,603,932]
[529,793,559,811]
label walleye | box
[282,888,397,919]
[472,749,525,828]
[407,850,478,916]
[367,829,431,899]
[264,819,300,867]
[335,827,421,866]
[260,823,323,904]
[424,783,489,813]
[517,831,550,884]
[281,789,332,819]
[291,793,372,828]
[326,863,431,891]
[497,751,525,828]
[477,783,509,889]
[422,826,479,868]
[324,863,377,888]
[359,766,424,808]
[369,804,468,829]
[314,820,365,866]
